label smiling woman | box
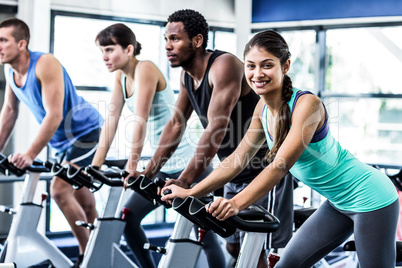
[244,47,290,98]
[177,30,399,268]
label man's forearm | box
[0,108,18,152]
[25,114,61,159]
[144,121,184,178]
[177,124,224,186]
[0,127,15,152]
[144,139,181,178]
[178,150,218,186]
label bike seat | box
[294,207,316,229]
[397,241,402,262]
[343,240,356,251]
[386,169,402,192]
[344,240,402,262]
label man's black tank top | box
[184,50,268,183]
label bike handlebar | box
[86,168,173,209]
[172,196,280,238]
[126,174,172,208]
[85,165,124,187]
[0,153,49,177]
[44,161,102,192]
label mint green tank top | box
[261,88,397,212]
[121,61,195,174]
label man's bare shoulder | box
[34,53,63,84]
[212,52,243,68]
[36,53,59,66]
[209,52,244,83]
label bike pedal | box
[143,243,167,254]
[75,220,95,230]
[0,205,16,215]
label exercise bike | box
[45,161,136,268]
[99,167,216,268]
[0,153,73,268]
[294,205,402,267]
[292,206,359,268]
[48,162,214,268]
[125,174,213,268]
[81,165,278,268]
[340,164,402,267]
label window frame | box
[0,5,18,90]
[49,10,234,92]
[253,20,402,97]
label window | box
[324,26,402,166]
[215,30,236,55]
[53,15,164,89]
[326,27,402,94]
[273,30,318,207]
[0,11,18,89]
[280,30,317,93]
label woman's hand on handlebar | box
[206,197,239,221]
[9,153,33,169]
[161,184,191,203]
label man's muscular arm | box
[174,54,244,188]
[11,54,64,169]
[0,75,20,152]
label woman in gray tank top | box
[90,23,225,268]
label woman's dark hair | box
[0,18,30,47]
[167,9,209,50]
[95,23,142,56]
[244,30,293,163]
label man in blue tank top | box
[0,18,103,266]
[138,9,294,267]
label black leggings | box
[276,199,399,268]
[121,166,226,268]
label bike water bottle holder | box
[172,196,280,238]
